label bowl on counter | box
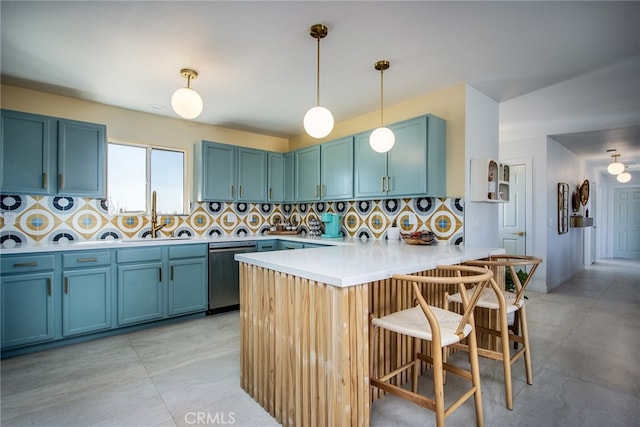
[401,231,435,245]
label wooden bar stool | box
[370,265,495,427]
[446,255,542,410]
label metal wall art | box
[558,182,569,234]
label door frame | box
[499,156,533,256]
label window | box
[107,143,185,215]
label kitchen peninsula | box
[236,241,504,427]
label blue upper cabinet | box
[1,110,52,194]
[237,147,267,202]
[295,145,321,202]
[57,119,107,197]
[194,141,236,201]
[1,110,106,197]
[320,136,354,200]
[354,115,446,198]
[283,152,295,203]
[195,142,268,202]
[267,152,284,202]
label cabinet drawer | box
[116,247,162,264]
[168,244,207,260]
[1,254,55,274]
[63,251,111,268]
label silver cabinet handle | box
[239,186,243,198]
[77,257,97,263]
[231,185,235,198]
[381,177,385,192]
[59,174,63,189]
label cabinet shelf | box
[470,158,510,202]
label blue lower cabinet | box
[168,258,207,316]
[63,267,112,336]
[1,271,55,348]
[117,262,164,326]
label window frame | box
[107,141,188,216]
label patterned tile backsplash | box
[0,195,464,248]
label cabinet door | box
[283,152,295,203]
[1,110,52,194]
[117,263,163,326]
[321,137,354,200]
[1,272,55,348]
[200,141,236,200]
[387,116,428,197]
[354,130,387,198]
[295,146,321,202]
[168,258,207,316]
[57,119,107,197]
[267,152,284,202]
[237,147,267,202]
[63,267,112,336]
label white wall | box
[546,139,585,291]
[464,85,500,247]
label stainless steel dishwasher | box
[207,241,257,314]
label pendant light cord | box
[316,36,321,106]
[380,68,384,125]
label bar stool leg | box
[500,307,514,410]
[432,340,446,427]
[467,318,484,427]
[519,304,533,385]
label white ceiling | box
[1,1,639,165]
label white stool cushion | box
[447,287,522,313]
[372,305,472,346]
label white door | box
[499,163,526,255]
[613,187,640,260]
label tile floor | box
[1,259,639,426]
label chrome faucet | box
[150,191,165,238]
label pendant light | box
[303,24,334,139]
[171,68,203,119]
[607,154,625,175]
[369,60,395,153]
[617,169,632,183]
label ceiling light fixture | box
[171,68,203,120]
[607,154,625,175]
[369,60,395,153]
[617,169,632,183]
[303,24,334,139]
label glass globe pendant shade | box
[303,106,334,138]
[617,171,632,183]
[369,126,395,153]
[171,87,203,119]
[607,161,625,175]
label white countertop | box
[236,240,505,287]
